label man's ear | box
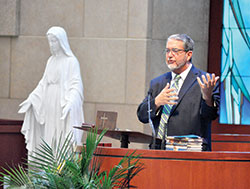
[186,51,193,62]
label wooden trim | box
[212,134,250,142]
[211,134,250,151]
[0,119,23,125]
[0,125,22,133]
[95,147,250,161]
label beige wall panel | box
[192,41,208,71]
[126,40,147,104]
[83,102,96,124]
[152,0,210,42]
[128,0,152,38]
[10,36,50,98]
[0,37,11,97]
[84,0,128,37]
[0,98,24,119]
[71,38,127,103]
[146,39,168,85]
[81,102,96,143]
[0,0,19,36]
[20,0,84,37]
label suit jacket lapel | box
[160,72,172,92]
[170,66,200,114]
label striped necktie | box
[157,74,181,139]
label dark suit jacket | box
[137,65,220,151]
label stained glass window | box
[220,0,250,125]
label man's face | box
[165,39,192,74]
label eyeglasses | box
[163,48,187,55]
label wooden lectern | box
[75,125,159,148]
[78,110,160,148]
[94,147,250,188]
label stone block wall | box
[0,0,210,149]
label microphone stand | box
[147,90,156,149]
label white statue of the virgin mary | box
[18,26,84,157]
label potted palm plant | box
[0,128,144,188]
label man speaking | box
[137,34,220,151]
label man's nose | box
[167,50,174,57]
[169,49,176,56]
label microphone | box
[147,89,156,149]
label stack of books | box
[165,135,203,151]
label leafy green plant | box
[0,128,144,188]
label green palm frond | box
[56,132,75,164]
[80,127,107,175]
[0,128,143,188]
[29,132,74,171]
[0,165,33,188]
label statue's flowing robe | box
[21,56,84,156]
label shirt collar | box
[171,63,192,81]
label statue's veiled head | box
[47,26,74,57]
